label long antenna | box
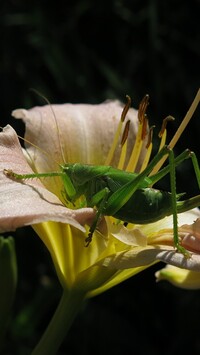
[30,89,66,163]
[0,126,60,167]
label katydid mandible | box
[4,144,200,255]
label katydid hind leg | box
[166,149,191,256]
[190,151,200,189]
[150,149,200,188]
[170,150,200,255]
[167,149,183,253]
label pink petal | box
[101,246,200,271]
[12,101,140,170]
[155,249,200,271]
[0,125,95,232]
[180,218,200,253]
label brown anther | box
[138,94,149,123]
[158,115,175,138]
[121,95,132,122]
[121,120,130,146]
[146,125,155,148]
[141,115,148,140]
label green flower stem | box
[32,289,86,355]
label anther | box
[146,125,155,149]
[141,114,148,140]
[121,95,131,122]
[138,94,149,124]
[121,120,130,147]
[158,115,175,138]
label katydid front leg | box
[85,187,110,246]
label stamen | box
[169,89,200,149]
[146,125,155,149]
[125,122,144,172]
[121,95,132,122]
[140,126,155,172]
[141,115,148,140]
[104,95,131,166]
[157,115,175,152]
[138,94,149,123]
[118,120,130,170]
[121,120,130,147]
[126,95,149,172]
[104,119,123,166]
[150,88,200,175]
[158,116,175,138]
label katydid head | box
[62,163,109,186]
[60,163,111,207]
[59,163,97,205]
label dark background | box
[1,1,200,354]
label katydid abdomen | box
[112,188,173,224]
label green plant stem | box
[32,289,86,355]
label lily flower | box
[1,93,200,353]
[3,99,149,294]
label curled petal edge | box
[101,246,200,272]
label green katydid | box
[4,92,200,255]
[4,144,200,255]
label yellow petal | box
[155,265,200,289]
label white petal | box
[0,125,95,232]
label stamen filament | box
[158,116,175,152]
[104,120,124,166]
[118,120,130,170]
[126,95,149,172]
[158,129,167,151]
[140,142,153,172]
[125,121,146,172]
[140,126,155,172]
[121,95,132,122]
[150,88,200,175]
[104,96,131,166]
[118,140,128,170]
[169,89,200,148]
